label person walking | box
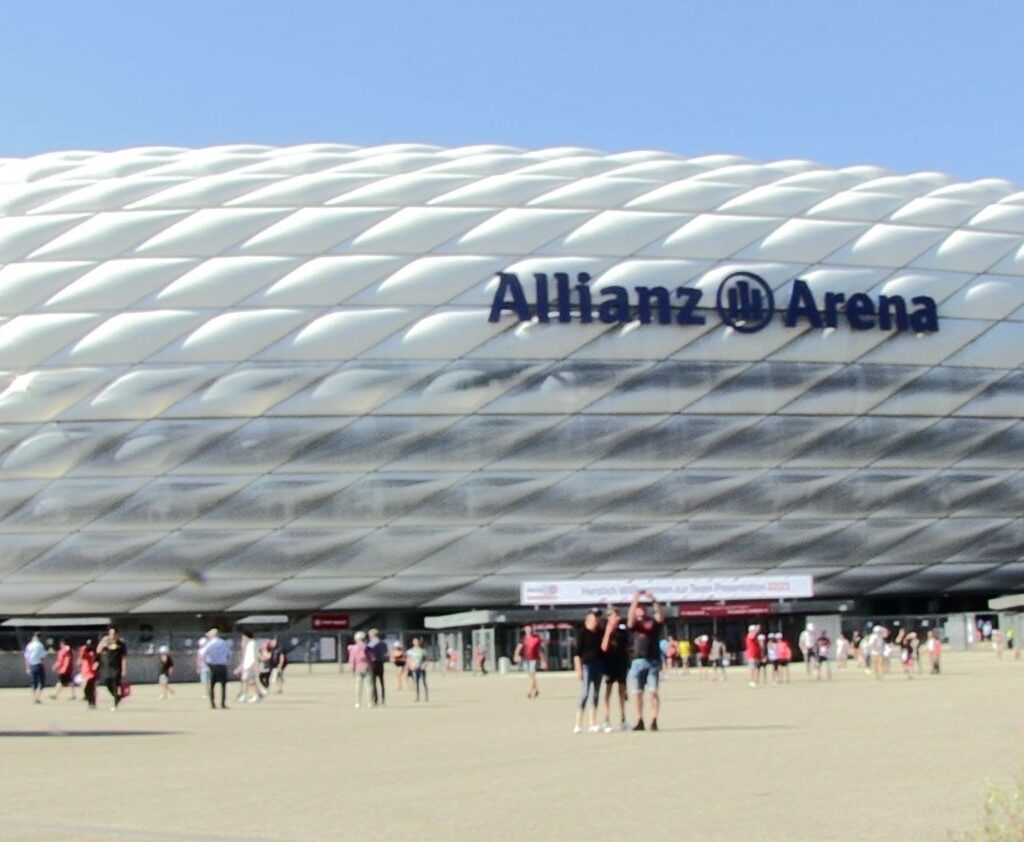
[268,636,287,694]
[573,610,605,734]
[867,625,886,680]
[601,606,630,732]
[157,645,175,700]
[514,624,546,698]
[79,640,97,709]
[745,625,762,688]
[814,631,832,681]
[203,628,231,709]
[627,590,665,731]
[926,629,942,674]
[835,633,851,668]
[24,632,46,704]
[236,630,266,704]
[348,631,371,709]
[391,642,407,692]
[196,632,211,699]
[367,629,388,707]
[258,640,274,692]
[407,637,429,702]
[96,627,128,711]
[51,638,76,701]
[709,634,727,681]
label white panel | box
[466,319,610,359]
[447,208,594,254]
[350,207,495,253]
[0,369,107,422]
[859,319,991,366]
[911,230,1019,273]
[825,224,947,267]
[0,214,90,261]
[0,313,100,367]
[968,204,1024,234]
[943,276,1024,319]
[544,210,691,256]
[327,172,474,205]
[258,255,406,305]
[156,309,305,362]
[889,197,978,227]
[259,308,419,361]
[365,309,505,359]
[943,323,1024,369]
[134,208,287,256]
[718,185,828,215]
[45,258,194,310]
[626,180,745,212]
[0,261,94,313]
[674,321,807,362]
[66,310,200,364]
[429,174,570,207]
[642,214,778,259]
[30,211,189,260]
[349,255,507,306]
[238,207,393,255]
[804,191,905,222]
[737,218,867,262]
[155,256,297,307]
[528,177,660,209]
[73,367,212,420]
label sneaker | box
[354,703,361,709]
[573,725,582,734]
[650,719,659,732]
[633,721,645,731]
[748,682,757,688]
[602,722,613,733]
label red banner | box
[311,614,351,630]
[678,601,772,618]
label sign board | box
[311,613,350,631]
[679,601,772,618]
[520,576,813,606]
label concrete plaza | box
[0,651,1018,841]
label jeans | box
[29,664,45,691]
[354,670,369,707]
[578,661,603,710]
[83,678,96,708]
[412,668,428,702]
[370,662,385,705]
[209,664,228,708]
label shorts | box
[604,659,629,685]
[29,664,45,691]
[158,674,170,685]
[522,659,538,674]
[627,659,660,693]
[58,672,72,687]
[709,658,721,668]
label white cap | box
[157,645,169,655]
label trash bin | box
[498,656,511,674]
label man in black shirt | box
[96,626,128,712]
[627,590,665,731]
[601,606,630,732]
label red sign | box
[678,601,772,618]
[311,614,350,630]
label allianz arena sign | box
[489,270,940,334]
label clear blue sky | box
[2,2,1022,182]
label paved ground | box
[0,651,1018,841]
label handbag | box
[119,680,132,699]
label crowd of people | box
[16,607,1005,726]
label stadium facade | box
[1,143,1024,625]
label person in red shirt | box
[777,635,792,683]
[513,624,546,699]
[78,640,97,709]
[695,635,712,681]
[51,639,76,701]
[745,624,762,688]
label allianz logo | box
[488,271,940,334]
